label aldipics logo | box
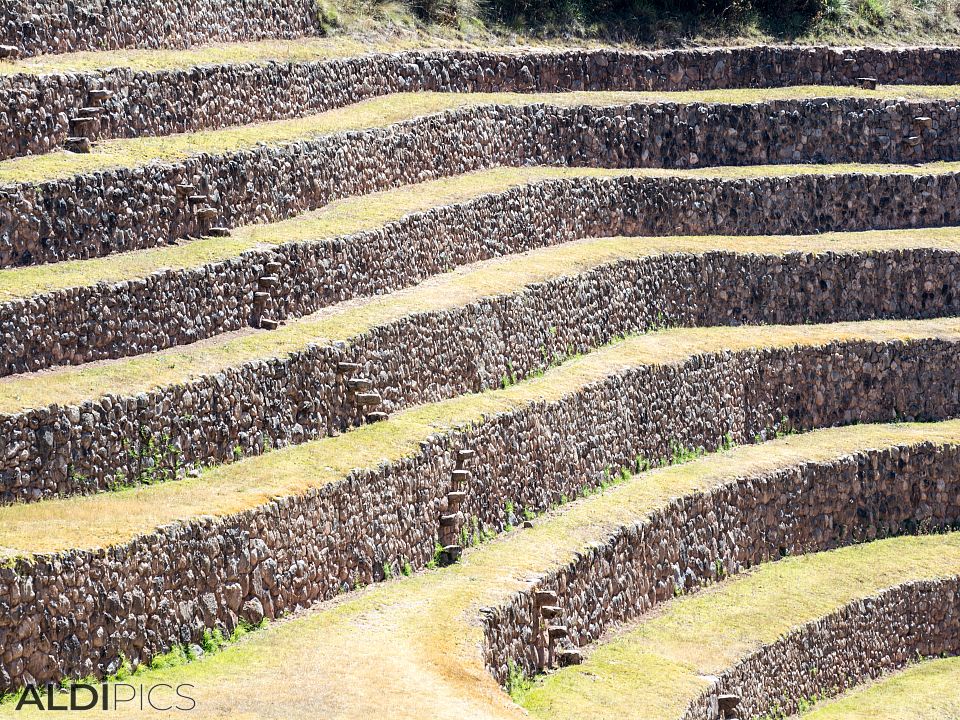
[14,683,196,712]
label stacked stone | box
[4,171,960,375]
[481,444,960,688]
[3,96,959,267]
[3,335,960,688]
[2,46,960,159]
[2,33,960,708]
[0,0,324,57]
[3,247,959,502]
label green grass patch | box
[799,656,960,719]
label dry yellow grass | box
[4,422,959,719]
[2,85,957,184]
[1,317,959,559]
[0,34,583,76]
[799,657,960,720]
[4,228,960,414]
[4,163,960,301]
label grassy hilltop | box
[318,0,960,47]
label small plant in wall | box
[505,659,533,700]
[117,427,183,488]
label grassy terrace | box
[4,423,960,719]
[4,163,960,301]
[1,85,958,185]
[799,657,960,720]
[517,535,960,720]
[1,316,959,558]
[4,229,960,413]
[0,36,482,76]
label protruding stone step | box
[195,206,218,221]
[366,412,389,424]
[535,589,558,606]
[0,45,20,59]
[259,318,280,330]
[547,625,568,640]
[440,512,463,527]
[451,469,471,484]
[207,226,231,237]
[175,184,196,196]
[556,646,583,666]
[457,448,476,464]
[446,491,467,506]
[914,116,934,129]
[857,76,878,89]
[253,291,271,303]
[441,545,463,565]
[68,116,96,131]
[347,377,374,391]
[906,135,922,146]
[64,137,92,153]
[187,194,209,204]
[258,275,280,288]
[88,89,114,102]
[77,107,104,118]
[718,694,741,716]
[354,392,382,407]
[336,362,361,374]
[540,605,563,619]
[265,261,282,274]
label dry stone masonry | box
[3,95,959,267]
[481,443,960,693]
[3,340,959,689]
[5,170,960,374]
[3,247,959,502]
[0,0,325,57]
[684,578,960,720]
[2,32,960,709]
[3,46,960,159]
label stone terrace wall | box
[4,46,960,159]
[3,97,956,267]
[1,337,959,689]
[3,246,959,502]
[685,578,960,720]
[5,171,960,374]
[0,0,324,58]
[482,444,960,689]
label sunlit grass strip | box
[2,229,960,414]
[797,657,960,720]
[0,36,467,76]
[4,424,960,719]
[0,317,959,558]
[3,163,960,301]
[1,85,958,184]
[517,539,960,720]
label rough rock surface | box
[2,247,958,502]
[0,0,324,57]
[685,578,960,719]
[4,171,960,374]
[482,445,960,693]
[1,336,959,688]
[3,46,960,158]
[3,96,958,267]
